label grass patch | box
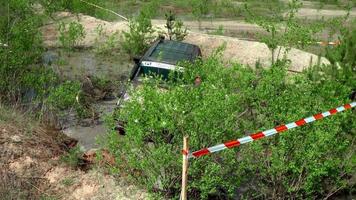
[61,177,75,186]
[60,146,83,168]
[69,0,286,21]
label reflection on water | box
[43,49,131,151]
[61,97,118,151]
[44,49,132,81]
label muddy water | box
[61,99,118,151]
[44,49,132,151]
[45,49,132,81]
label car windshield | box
[147,40,197,64]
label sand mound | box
[42,12,329,72]
[184,32,328,72]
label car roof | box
[142,39,201,65]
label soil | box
[0,107,149,200]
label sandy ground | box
[44,166,149,200]
[297,7,356,18]
[41,12,331,73]
[0,108,149,200]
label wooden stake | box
[181,136,189,200]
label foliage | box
[40,0,119,21]
[60,146,83,168]
[104,50,355,199]
[191,0,210,28]
[58,21,86,50]
[164,11,188,41]
[324,19,355,68]
[165,11,175,40]
[0,0,45,102]
[93,24,124,56]
[0,1,91,123]
[309,0,354,8]
[173,20,188,41]
[61,177,75,186]
[245,0,323,64]
[93,28,122,56]
[308,21,356,89]
[46,81,81,110]
[42,80,94,120]
[242,0,286,19]
[122,11,155,56]
[210,0,243,18]
[211,25,225,36]
[21,67,58,101]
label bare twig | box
[236,109,249,118]
[323,185,344,200]
[24,179,61,199]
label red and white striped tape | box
[316,41,340,46]
[188,102,356,159]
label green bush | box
[191,0,210,28]
[60,146,83,168]
[122,11,155,56]
[45,80,94,119]
[164,11,188,41]
[211,25,225,35]
[308,18,355,89]
[47,81,81,110]
[104,54,355,199]
[0,0,45,102]
[58,21,86,50]
[245,0,324,65]
[41,0,117,21]
[93,27,123,56]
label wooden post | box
[181,136,189,200]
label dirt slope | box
[41,12,329,73]
[0,105,149,200]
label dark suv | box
[117,39,201,105]
[131,39,201,80]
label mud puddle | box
[43,49,130,151]
[61,98,118,151]
[44,49,132,81]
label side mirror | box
[133,56,140,64]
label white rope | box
[78,0,128,21]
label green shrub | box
[58,21,86,50]
[245,0,323,64]
[21,67,58,100]
[308,17,355,89]
[104,54,355,199]
[61,177,75,186]
[164,11,188,41]
[191,0,210,29]
[41,0,117,21]
[93,30,122,56]
[0,0,44,102]
[45,80,94,119]
[211,25,225,35]
[47,81,81,110]
[60,146,83,168]
[122,11,155,56]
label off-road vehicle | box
[117,38,202,105]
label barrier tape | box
[188,102,356,159]
[316,41,340,46]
